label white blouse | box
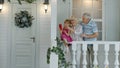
[71,23,83,41]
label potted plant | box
[47,37,71,68]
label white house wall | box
[57,0,71,36]
[105,0,120,41]
[0,1,11,68]
[37,0,51,68]
[0,0,51,68]
[39,7,51,68]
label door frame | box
[8,3,40,68]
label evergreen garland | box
[47,37,71,68]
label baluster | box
[76,44,81,68]
[114,43,119,68]
[82,43,87,68]
[93,43,98,68]
[72,42,77,68]
[104,43,109,68]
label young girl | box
[60,19,73,52]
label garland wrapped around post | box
[15,10,34,28]
[47,37,71,68]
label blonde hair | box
[64,19,71,24]
[69,16,78,24]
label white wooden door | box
[11,4,37,68]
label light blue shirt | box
[82,19,98,41]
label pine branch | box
[18,0,22,5]
[8,0,10,2]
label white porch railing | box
[72,41,120,68]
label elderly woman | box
[68,17,83,68]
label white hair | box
[82,13,91,19]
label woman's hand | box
[67,26,74,33]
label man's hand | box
[80,34,88,38]
[80,32,98,38]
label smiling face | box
[64,21,69,27]
[71,19,77,26]
[64,19,70,28]
[82,13,91,24]
[82,16,89,24]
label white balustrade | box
[70,41,120,68]
[93,43,98,68]
[104,43,109,68]
[82,43,87,68]
[76,44,81,68]
[114,43,119,68]
[72,42,77,68]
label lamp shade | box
[0,0,4,4]
[43,0,49,4]
[0,0,4,12]
[0,4,2,12]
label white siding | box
[105,0,120,41]
[0,2,11,68]
[38,0,51,68]
[0,0,51,68]
[57,0,71,36]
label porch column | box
[50,0,58,68]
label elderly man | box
[81,13,98,68]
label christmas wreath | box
[8,0,36,4]
[15,11,34,28]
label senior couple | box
[61,13,98,68]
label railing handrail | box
[72,41,120,44]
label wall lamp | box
[43,0,49,13]
[0,0,4,12]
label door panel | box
[11,4,36,68]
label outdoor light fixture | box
[0,4,3,12]
[43,0,49,13]
[0,0,4,12]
